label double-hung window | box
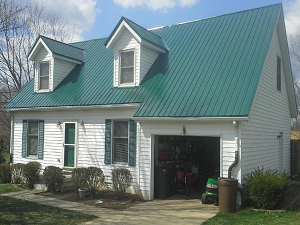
[27,121,39,157]
[120,50,134,85]
[39,62,50,90]
[113,120,129,163]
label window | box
[39,62,50,90]
[120,50,134,85]
[277,56,281,91]
[113,120,129,163]
[27,121,38,156]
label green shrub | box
[23,162,41,189]
[243,167,290,209]
[86,167,104,197]
[0,164,11,183]
[72,168,88,190]
[112,168,132,198]
[43,166,64,192]
[11,163,26,184]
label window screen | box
[277,56,281,91]
[120,51,134,84]
[27,121,38,156]
[113,121,129,163]
[39,62,50,90]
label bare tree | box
[0,0,79,153]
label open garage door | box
[154,135,220,200]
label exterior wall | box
[53,58,76,90]
[113,29,140,86]
[140,46,159,82]
[12,108,239,200]
[12,108,144,197]
[138,120,239,199]
[33,45,53,92]
[241,27,291,177]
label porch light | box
[80,120,85,126]
[57,120,62,127]
[181,125,186,136]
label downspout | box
[10,112,14,165]
[138,122,141,193]
[228,121,239,179]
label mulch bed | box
[36,190,144,210]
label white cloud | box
[113,0,198,11]
[283,0,300,37]
[17,0,99,41]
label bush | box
[112,168,132,198]
[72,168,88,190]
[0,164,11,183]
[43,166,64,192]
[23,162,41,189]
[86,167,104,197]
[243,167,290,209]
[11,163,26,184]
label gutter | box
[6,103,141,112]
[228,121,239,179]
[134,117,249,122]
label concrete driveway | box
[85,199,218,225]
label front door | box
[64,123,76,167]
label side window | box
[39,62,50,90]
[113,120,129,163]
[120,50,134,85]
[277,56,281,91]
[27,121,39,157]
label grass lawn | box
[0,184,19,195]
[203,209,300,225]
[3,152,9,164]
[0,184,97,224]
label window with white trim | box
[113,120,129,163]
[120,50,134,85]
[39,62,50,90]
[27,121,38,157]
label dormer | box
[105,17,167,87]
[28,35,84,93]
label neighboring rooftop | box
[6,4,287,117]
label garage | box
[154,135,220,200]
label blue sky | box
[84,0,282,40]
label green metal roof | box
[29,35,85,62]
[6,4,282,118]
[105,17,167,51]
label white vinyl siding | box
[241,27,291,177]
[34,46,53,92]
[139,121,238,199]
[140,45,159,82]
[12,108,142,197]
[53,58,76,90]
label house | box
[5,4,297,201]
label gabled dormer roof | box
[28,35,85,63]
[105,17,167,53]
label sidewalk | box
[2,190,218,225]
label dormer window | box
[39,62,50,90]
[120,50,134,85]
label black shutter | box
[104,119,112,165]
[22,120,27,158]
[128,120,137,166]
[277,56,281,91]
[38,120,44,160]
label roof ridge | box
[148,3,281,31]
[39,35,85,50]
[70,37,107,44]
[122,16,164,40]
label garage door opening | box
[154,135,220,200]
